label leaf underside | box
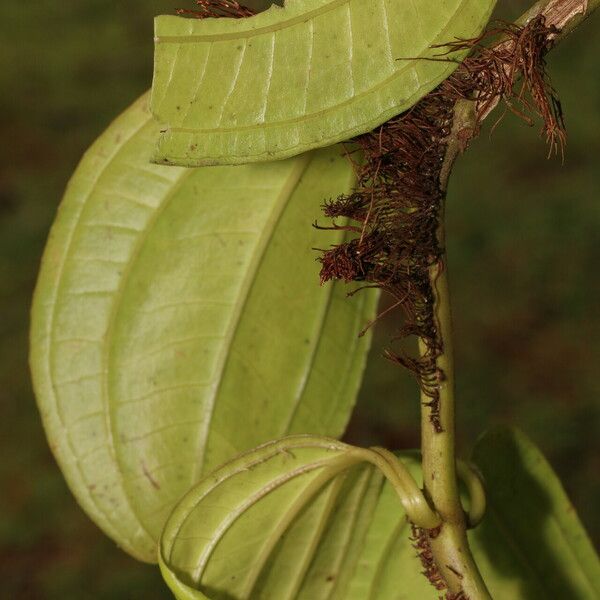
[30,93,378,563]
[151,0,497,166]
[159,429,600,600]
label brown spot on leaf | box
[141,462,161,490]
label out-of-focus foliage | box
[471,428,600,599]
[1,1,599,598]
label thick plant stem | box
[419,101,491,600]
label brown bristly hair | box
[438,16,565,157]
[318,16,565,435]
[411,523,471,599]
[410,523,448,593]
[318,89,453,433]
[176,0,255,19]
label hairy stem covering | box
[319,1,597,597]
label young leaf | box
[470,426,600,599]
[151,0,497,166]
[158,429,600,600]
[159,436,434,600]
[30,93,378,563]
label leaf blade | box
[151,0,497,166]
[30,93,378,563]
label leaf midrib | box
[155,0,352,44]
[367,518,409,600]
[243,468,349,598]
[281,475,348,600]
[189,457,352,581]
[323,468,377,600]
[101,168,195,546]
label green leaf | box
[470,426,600,599]
[30,93,378,563]
[151,0,497,166]
[159,435,433,600]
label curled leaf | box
[159,435,435,599]
[159,428,600,599]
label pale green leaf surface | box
[151,0,496,166]
[470,426,600,599]
[30,93,378,563]
[159,436,431,600]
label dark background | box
[1,1,598,598]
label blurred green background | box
[1,1,598,598]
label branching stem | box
[318,1,598,596]
[418,3,598,598]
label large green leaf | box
[159,436,433,600]
[470,426,600,599]
[158,429,600,600]
[29,93,378,563]
[151,0,496,166]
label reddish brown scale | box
[317,16,564,436]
